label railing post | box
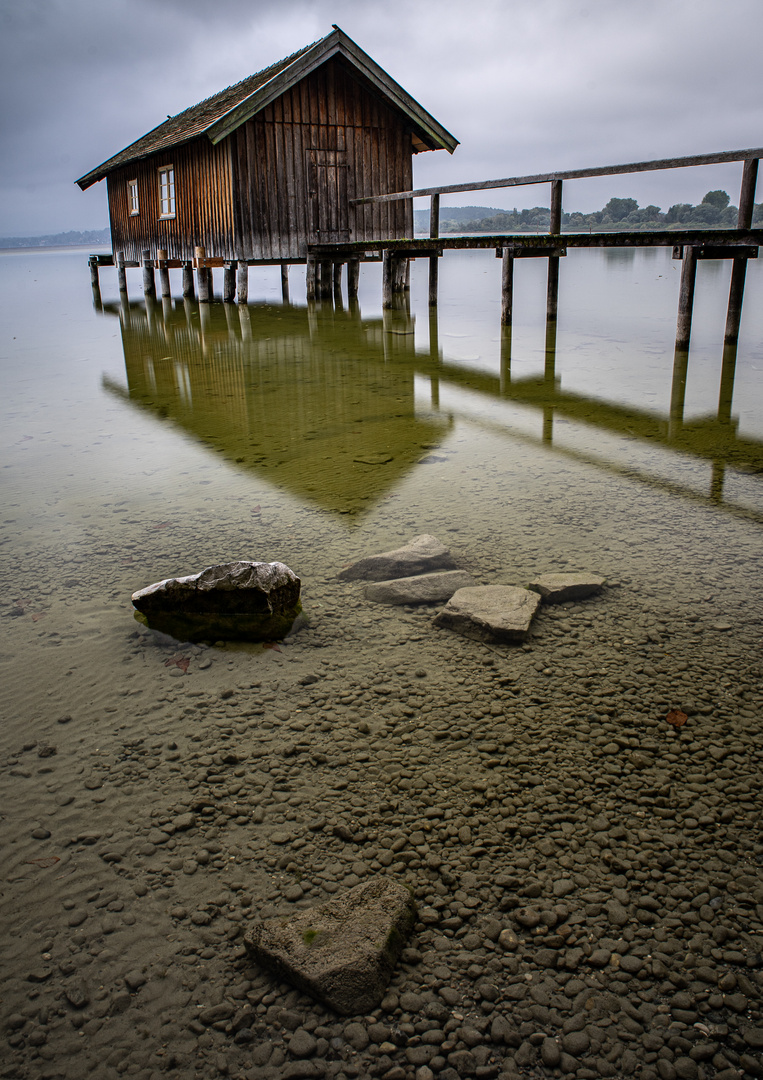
[546,179,563,325]
[549,179,563,234]
[429,193,440,306]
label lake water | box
[2,245,763,1078]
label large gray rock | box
[244,877,416,1015]
[434,585,540,644]
[131,560,301,641]
[365,570,476,606]
[528,572,606,604]
[338,534,457,582]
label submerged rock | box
[244,877,416,1015]
[338,534,457,582]
[131,560,301,642]
[528,572,606,604]
[434,585,540,644]
[365,570,476,606]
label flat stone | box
[364,570,476,606]
[131,560,301,641]
[338,535,457,582]
[528,572,606,604]
[433,586,540,644]
[244,876,416,1015]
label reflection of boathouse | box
[76,27,457,265]
[104,297,451,514]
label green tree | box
[604,197,638,221]
[701,190,730,209]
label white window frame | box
[158,165,175,219]
[128,179,139,216]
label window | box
[158,166,175,218]
[128,180,139,215]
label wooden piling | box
[223,261,236,303]
[382,249,394,308]
[718,342,738,425]
[669,345,689,429]
[306,255,317,302]
[89,258,102,309]
[117,251,127,295]
[236,262,249,304]
[333,262,343,301]
[723,158,758,348]
[157,248,171,298]
[501,248,514,326]
[428,193,441,307]
[182,261,195,299]
[142,249,156,299]
[195,246,210,303]
[281,263,290,303]
[500,327,512,391]
[319,259,333,300]
[347,258,360,299]
[546,255,560,323]
[674,245,697,351]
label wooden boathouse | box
[76,26,457,298]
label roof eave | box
[206,28,459,154]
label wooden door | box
[307,150,350,243]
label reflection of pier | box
[100,284,763,522]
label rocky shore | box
[2,542,762,1080]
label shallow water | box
[2,246,763,1078]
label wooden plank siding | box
[107,56,417,264]
[107,138,234,263]
[230,56,414,260]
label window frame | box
[158,165,176,219]
[128,179,139,216]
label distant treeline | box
[0,228,111,250]
[414,191,763,234]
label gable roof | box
[76,27,458,191]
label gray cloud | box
[1,0,761,234]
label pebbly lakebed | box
[1,245,762,1080]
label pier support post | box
[319,259,333,300]
[89,257,102,309]
[306,255,317,302]
[428,256,439,306]
[347,258,360,299]
[281,263,290,303]
[501,248,514,327]
[117,251,127,295]
[182,261,195,299]
[718,341,739,425]
[157,249,171,298]
[382,250,394,308]
[142,250,156,299]
[546,255,560,324]
[333,262,343,302]
[428,192,440,306]
[195,246,210,303]
[236,262,249,304]
[674,246,697,352]
[223,261,236,303]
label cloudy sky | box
[1,0,762,236]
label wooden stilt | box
[500,327,512,391]
[281,263,290,303]
[382,250,394,308]
[718,341,739,425]
[333,262,343,301]
[404,259,411,291]
[546,256,560,324]
[117,251,127,295]
[157,248,171,298]
[347,258,360,298]
[674,246,697,352]
[236,262,249,304]
[223,261,236,303]
[428,256,439,306]
[306,255,317,302]
[182,261,195,299]
[724,258,748,346]
[393,257,408,293]
[669,345,689,430]
[142,249,156,299]
[89,258,102,309]
[319,259,333,300]
[501,248,514,326]
[428,307,440,361]
[195,246,209,303]
[207,268,214,300]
